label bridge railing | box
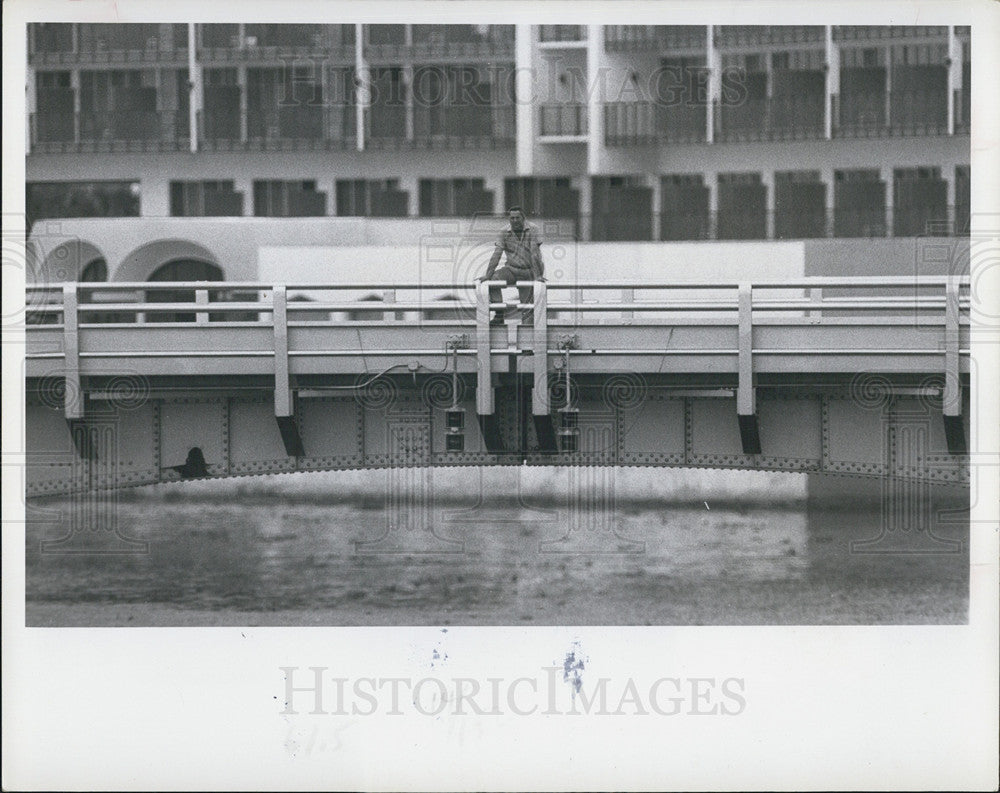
[25,277,971,326]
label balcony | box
[31,43,189,66]
[539,104,587,138]
[716,26,824,47]
[198,41,354,63]
[29,111,189,153]
[377,28,515,60]
[716,94,825,142]
[410,104,515,149]
[832,25,949,42]
[605,25,706,52]
[199,106,356,151]
[833,89,948,138]
[604,102,706,145]
[538,26,585,44]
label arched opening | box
[146,258,224,322]
[80,258,108,282]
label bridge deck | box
[23,278,972,494]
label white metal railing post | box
[195,288,209,324]
[476,280,494,415]
[620,287,634,322]
[62,284,83,419]
[382,288,397,322]
[272,285,291,417]
[532,281,548,415]
[944,278,961,416]
[737,282,761,453]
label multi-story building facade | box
[26,23,970,244]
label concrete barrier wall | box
[27,216,964,287]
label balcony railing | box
[29,110,190,153]
[604,25,706,52]
[539,104,587,136]
[198,43,354,62]
[198,107,356,150]
[716,95,825,142]
[539,25,585,43]
[833,89,948,138]
[715,26,824,47]
[604,102,706,145]
[367,39,515,60]
[408,104,516,149]
[30,45,188,66]
[832,25,949,42]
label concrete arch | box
[40,240,107,283]
[114,239,223,283]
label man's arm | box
[531,229,545,280]
[479,237,504,280]
[481,246,503,280]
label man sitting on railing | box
[476,206,545,325]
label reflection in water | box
[25,482,967,625]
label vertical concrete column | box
[238,65,248,143]
[650,173,662,241]
[706,25,720,144]
[355,24,368,152]
[947,26,959,136]
[586,24,604,174]
[187,23,199,152]
[515,25,534,174]
[761,170,775,240]
[577,176,592,242]
[71,69,81,144]
[26,61,36,152]
[824,25,839,140]
[706,171,718,240]
[404,63,415,141]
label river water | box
[24,468,968,626]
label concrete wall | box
[27,215,964,287]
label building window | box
[659,174,710,241]
[955,166,970,236]
[31,23,74,55]
[79,69,161,143]
[418,178,494,217]
[253,180,326,217]
[504,177,580,234]
[367,25,406,45]
[591,177,653,241]
[335,180,409,217]
[717,173,767,240]
[774,171,827,239]
[893,167,947,237]
[170,181,244,217]
[26,181,140,232]
[834,169,886,237]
